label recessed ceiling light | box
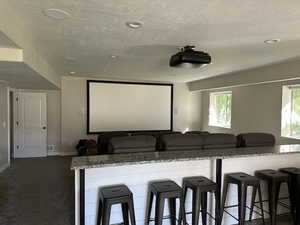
[264,39,281,44]
[69,71,76,75]
[43,9,70,20]
[126,21,143,29]
[111,55,118,59]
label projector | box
[169,46,211,67]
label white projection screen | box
[87,80,173,133]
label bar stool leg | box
[179,185,188,225]
[257,184,266,225]
[168,198,176,225]
[214,191,221,225]
[183,184,187,202]
[179,193,187,225]
[192,189,201,225]
[268,182,280,225]
[237,184,247,225]
[201,192,208,225]
[295,176,300,225]
[249,185,258,221]
[221,179,229,220]
[287,180,297,225]
[97,200,103,225]
[128,198,136,225]
[146,191,154,225]
[102,204,111,225]
[155,196,165,225]
[122,203,129,225]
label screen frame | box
[87,80,173,134]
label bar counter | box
[71,145,300,170]
[72,144,300,225]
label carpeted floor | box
[0,156,74,225]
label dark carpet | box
[0,156,74,225]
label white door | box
[14,92,47,158]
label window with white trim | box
[281,85,300,138]
[209,91,232,128]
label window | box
[281,85,300,138]
[209,91,232,128]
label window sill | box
[281,135,300,140]
[208,124,231,129]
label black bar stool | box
[221,172,265,225]
[279,167,300,225]
[255,169,293,225]
[181,176,220,225]
[97,185,136,225]
[145,180,186,225]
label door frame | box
[0,85,11,172]
[13,90,47,158]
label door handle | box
[42,126,47,130]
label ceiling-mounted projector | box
[169,46,211,67]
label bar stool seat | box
[182,176,220,225]
[146,180,186,225]
[101,185,131,199]
[183,176,217,191]
[97,185,136,225]
[151,181,182,196]
[221,172,265,225]
[280,167,300,175]
[225,172,261,184]
[255,169,293,225]
[255,169,290,182]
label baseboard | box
[59,151,77,156]
[47,151,59,156]
[0,163,9,173]
[47,151,77,156]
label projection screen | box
[87,80,173,133]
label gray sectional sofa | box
[97,131,276,155]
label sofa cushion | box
[203,133,237,149]
[97,132,129,154]
[108,135,156,154]
[237,133,275,147]
[161,134,204,151]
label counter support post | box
[216,158,222,225]
[80,169,85,225]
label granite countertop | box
[71,144,300,170]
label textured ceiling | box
[0,31,19,48]
[6,0,300,82]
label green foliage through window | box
[209,92,232,128]
[291,89,300,137]
[281,86,300,139]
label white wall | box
[0,85,10,172]
[46,90,61,154]
[61,77,202,153]
[201,79,300,144]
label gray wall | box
[201,79,300,144]
[0,85,9,172]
